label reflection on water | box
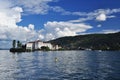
[0,50,120,80]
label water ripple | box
[0,50,120,80]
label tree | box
[12,40,16,48]
[17,41,22,48]
[41,46,50,51]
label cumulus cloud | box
[96,13,107,21]
[12,7,23,22]
[40,21,92,40]
[28,24,35,30]
[0,1,40,48]
[0,5,38,41]
[88,8,120,21]
[1,0,120,48]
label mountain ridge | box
[48,32,120,50]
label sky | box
[0,0,120,48]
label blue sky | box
[18,0,120,33]
[0,0,120,48]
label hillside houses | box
[26,40,60,50]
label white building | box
[42,42,53,50]
[26,40,60,50]
[26,42,35,50]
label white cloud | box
[0,1,40,48]
[107,15,116,18]
[72,12,87,16]
[38,34,44,40]
[3,0,120,18]
[87,9,120,21]
[68,17,93,23]
[101,29,120,34]
[45,33,55,40]
[11,0,55,15]
[97,24,102,27]
[2,0,69,15]
[0,0,120,48]
[66,8,120,23]
[28,24,34,30]
[51,6,65,13]
[66,8,120,22]
[41,21,92,40]
[51,6,71,15]
[85,8,120,17]
[96,13,107,21]
[2,0,120,21]
[12,7,23,22]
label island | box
[10,40,62,52]
[10,32,120,52]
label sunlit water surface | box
[0,50,120,80]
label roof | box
[35,40,42,42]
[28,42,35,43]
[27,40,42,43]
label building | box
[26,40,60,50]
[42,42,53,50]
[34,40,53,50]
[26,42,35,50]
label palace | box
[26,40,60,50]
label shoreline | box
[9,48,120,53]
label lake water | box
[0,50,120,80]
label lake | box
[0,50,120,80]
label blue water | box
[0,50,120,80]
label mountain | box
[48,32,120,50]
[0,48,9,50]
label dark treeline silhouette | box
[10,40,26,52]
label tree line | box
[12,40,22,48]
[49,32,120,50]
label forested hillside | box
[49,32,120,50]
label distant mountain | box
[48,32,120,50]
[0,48,9,50]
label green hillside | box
[49,32,120,50]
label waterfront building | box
[26,42,35,50]
[26,40,60,50]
